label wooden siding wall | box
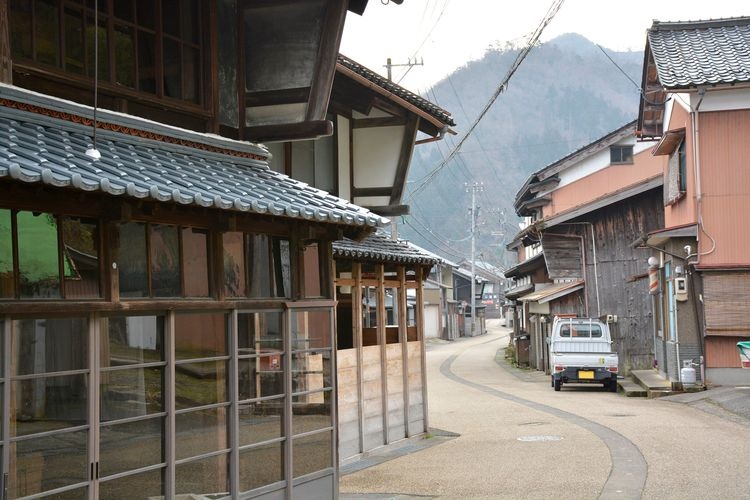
[562,189,664,372]
[542,234,582,280]
[696,109,750,265]
[360,345,384,451]
[549,290,586,317]
[336,341,425,460]
[337,349,361,459]
[385,343,406,442]
[407,342,424,435]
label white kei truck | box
[548,317,619,392]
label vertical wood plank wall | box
[336,262,428,462]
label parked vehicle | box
[548,317,619,392]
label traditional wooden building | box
[508,121,664,373]
[637,17,750,386]
[0,1,411,498]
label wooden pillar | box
[352,262,364,454]
[398,267,410,436]
[416,266,428,431]
[376,263,388,444]
[0,0,11,83]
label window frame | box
[9,0,210,112]
[609,145,634,165]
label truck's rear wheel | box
[608,378,618,393]
[554,378,562,391]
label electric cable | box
[406,0,566,201]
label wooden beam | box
[352,261,365,454]
[351,116,406,129]
[351,187,393,197]
[364,205,410,217]
[416,266,429,431]
[391,113,419,204]
[0,0,11,83]
[305,0,348,121]
[244,119,333,143]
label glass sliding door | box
[173,312,230,497]
[98,315,166,499]
[8,317,90,499]
[237,311,285,494]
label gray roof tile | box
[0,105,387,229]
[333,232,441,266]
[648,17,750,88]
[337,54,455,126]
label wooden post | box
[352,262,364,454]
[398,267,410,437]
[0,0,11,83]
[377,263,388,444]
[416,266,429,432]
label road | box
[340,320,750,499]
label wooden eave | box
[652,128,686,156]
[637,42,666,140]
[335,63,450,136]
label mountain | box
[399,33,644,270]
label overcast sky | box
[341,0,748,92]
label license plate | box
[578,370,595,379]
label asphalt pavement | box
[340,320,750,499]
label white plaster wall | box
[690,87,750,112]
[552,136,657,190]
[337,115,351,202]
[352,195,390,207]
[353,126,402,187]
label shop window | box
[182,228,210,297]
[17,211,61,298]
[117,222,209,299]
[223,232,291,299]
[150,224,180,297]
[117,222,149,298]
[303,242,323,298]
[62,217,101,299]
[10,0,205,105]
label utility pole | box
[467,182,483,336]
[384,57,424,81]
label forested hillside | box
[399,33,643,269]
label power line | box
[406,0,566,201]
[595,43,668,107]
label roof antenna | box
[85,0,101,161]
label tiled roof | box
[648,17,750,88]
[337,54,455,127]
[0,103,387,228]
[333,232,441,265]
